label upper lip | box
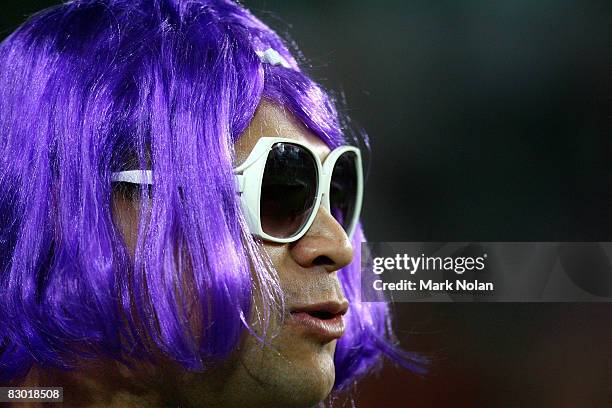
[290,300,349,318]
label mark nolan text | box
[373,279,494,292]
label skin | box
[20,101,354,408]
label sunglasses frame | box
[111,137,363,244]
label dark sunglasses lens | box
[260,143,318,238]
[330,151,359,232]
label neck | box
[18,357,247,408]
[20,362,166,407]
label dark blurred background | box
[2,1,611,406]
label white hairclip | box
[255,48,291,69]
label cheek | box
[261,243,304,298]
[261,242,287,267]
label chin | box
[238,331,339,408]
[280,341,337,407]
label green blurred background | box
[2,1,611,406]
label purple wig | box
[0,0,424,390]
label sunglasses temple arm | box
[111,170,154,185]
[234,174,245,193]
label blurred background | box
[2,1,611,406]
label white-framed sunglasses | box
[111,137,363,243]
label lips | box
[289,300,349,342]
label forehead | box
[234,100,331,166]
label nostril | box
[312,255,334,266]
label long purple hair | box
[0,0,424,390]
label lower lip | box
[289,312,346,341]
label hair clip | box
[255,48,291,69]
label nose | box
[289,206,354,272]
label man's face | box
[227,101,354,407]
[112,101,354,407]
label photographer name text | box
[373,279,494,292]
